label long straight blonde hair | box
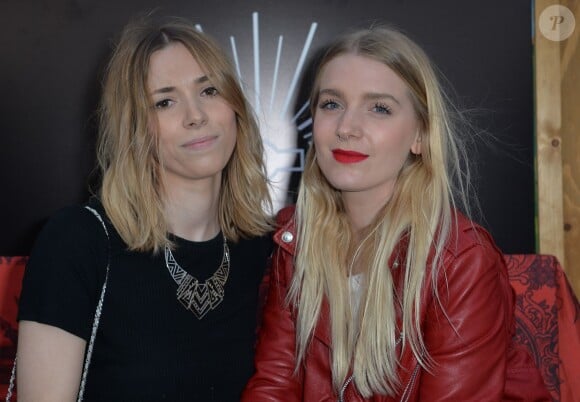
[289,26,472,397]
[97,16,272,252]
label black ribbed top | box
[18,198,272,401]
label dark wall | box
[0,0,536,255]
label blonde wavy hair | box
[96,16,272,252]
[290,26,472,396]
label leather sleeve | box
[418,226,512,401]
[241,246,303,401]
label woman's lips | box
[332,149,369,163]
[182,135,218,150]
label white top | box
[349,273,365,320]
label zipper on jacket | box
[336,333,404,401]
[337,375,354,402]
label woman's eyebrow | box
[151,75,210,94]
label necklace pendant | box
[176,277,218,319]
[165,236,230,319]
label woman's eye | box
[319,99,340,110]
[202,86,219,97]
[154,99,174,109]
[372,103,391,114]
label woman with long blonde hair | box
[15,15,272,401]
[243,26,549,401]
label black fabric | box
[18,198,273,401]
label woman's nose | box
[336,108,362,141]
[183,99,207,128]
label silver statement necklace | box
[164,235,230,319]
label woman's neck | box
[342,191,388,235]
[163,176,221,242]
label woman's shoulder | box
[45,200,103,230]
[442,210,504,264]
[432,211,510,313]
[32,198,109,250]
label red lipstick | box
[332,149,369,163]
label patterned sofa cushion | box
[505,254,580,402]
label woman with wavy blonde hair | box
[243,26,549,401]
[16,15,272,401]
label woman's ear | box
[410,132,422,155]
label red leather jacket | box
[243,207,550,401]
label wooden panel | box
[535,0,566,264]
[534,0,580,296]
[561,0,580,295]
